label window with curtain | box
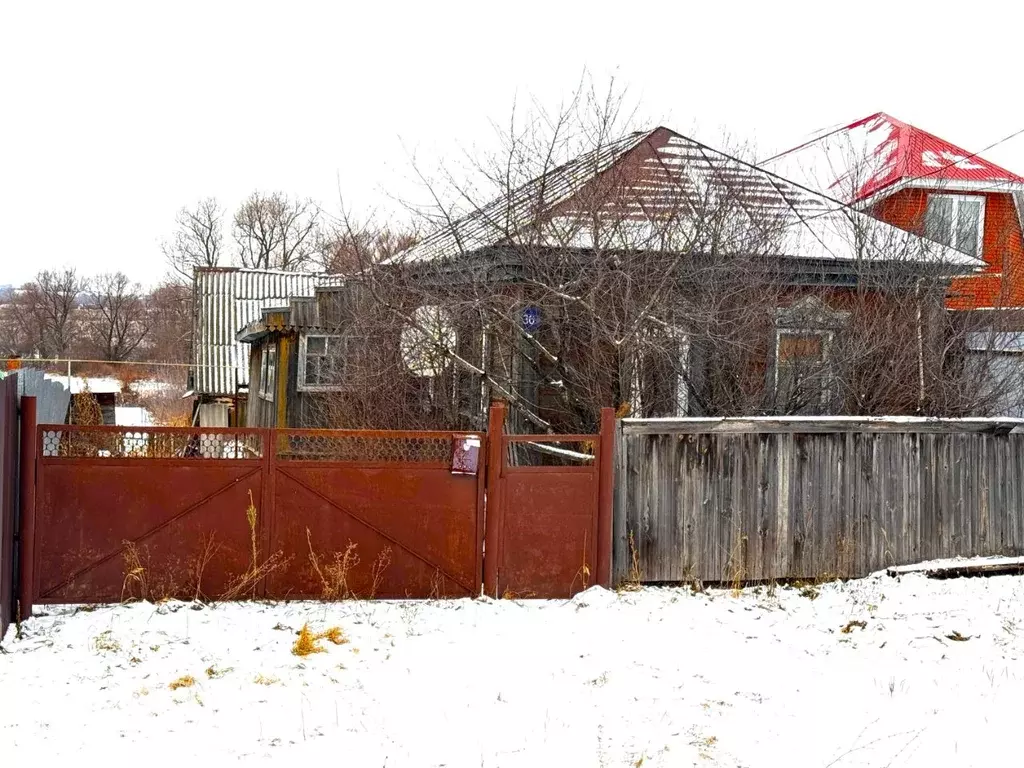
[924,194,984,257]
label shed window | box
[924,194,984,257]
[259,344,276,401]
[299,334,346,391]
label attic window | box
[299,334,346,391]
[925,194,984,257]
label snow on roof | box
[395,126,981,269]
[44,375,122,394]
[42,375,177,396]
[114,406,154,427]
[761,112,1024,205]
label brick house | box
[764,113,1024,415]
[764,112,1024,311]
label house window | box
[924,194,984,257]
[629,326,689,417]
[259,344,276,401]
[299,334,346,391]
[775,330,832,409]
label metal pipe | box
[596,407,615,588]
[483,401,505,597]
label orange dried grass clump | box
[291,622,348,656]
[169,675,195,690]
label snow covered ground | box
[3,567,1024,766]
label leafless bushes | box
[306,529,393,600]
[302,82,1024,434]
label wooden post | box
[596,407,615,588]
[483,402,505,598]
[18,395,37,621]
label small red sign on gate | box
[451,435,481,475]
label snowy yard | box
[2,567,1024,766]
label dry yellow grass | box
[254,673,279,685]
[93,631,121,653]
[292,622,348,656]
[121,541,148,602]
[220,491,288,600]
[169,675,195,690]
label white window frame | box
[297,333,347,392]
[925,193,986,258]
[774,328,833,407]
[670,327,690,417]
[629,325,689,417]
[258,344,276,401]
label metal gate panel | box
[483,405,614,599]
[269,430,484,599]
[498,470,599,598]
[34,426,265,603]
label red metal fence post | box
[596,407,615,588]
[259,428,275,599]
[483,402,506,598]
[18,396,37,621]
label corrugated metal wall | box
[614,418,1024,584]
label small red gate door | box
[483,404,613,598]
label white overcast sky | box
[3,0,1022,288]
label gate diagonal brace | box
[276,466,476,595]
[41,466,262,599]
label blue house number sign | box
[521,306,540,331]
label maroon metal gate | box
[24,410,610,606]
[30,425,484,603]
[483,404,614,599]
[268,430,484,599]
[0,377,18,637]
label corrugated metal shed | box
[396,126,979,269]
[192,268,343,397]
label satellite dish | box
[400,305,456,377]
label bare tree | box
[163,197,226,282]
[145,280,193,364]
[314,219,419,274]
[9,269,87,359]
[234,191,320,271]
[88,272,149,361]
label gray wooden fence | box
[613,417,1024,584]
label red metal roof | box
[769,113,1024,204]
[847,113,1024,201]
